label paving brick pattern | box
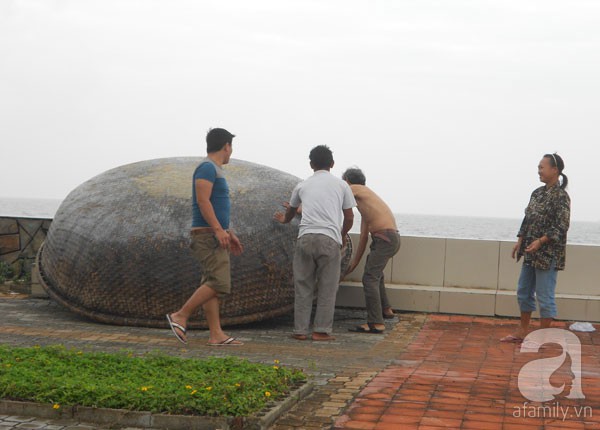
[3,297,600,429]
[333,314,600,430]
[0,297,423,429]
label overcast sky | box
[1,0,599,221]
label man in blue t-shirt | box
[166,128,243,346]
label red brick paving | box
[334,315,600,429]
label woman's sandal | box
[500,334,523,343]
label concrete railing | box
[338,234,600,322]
[0,217,51,279]
[3,213,599,322]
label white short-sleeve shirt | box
[289,170,356,245]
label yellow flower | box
[274,359,280,364]
[265,391,271,397]
[273,366,279,370]
[234,383,241,387]
[53,404,60,410]
[185,385,192,390]
[140,386,149,392]
[77,351,83,355]
[205,386,212,391]
[190,390,197,395]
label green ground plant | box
[0,345,306,417]
[0,259,30,285]
[0,261,15,283]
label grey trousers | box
[363,230,401,324]
[293,233,341,335]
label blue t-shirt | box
[191,159,230,229]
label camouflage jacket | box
[517,184,571,270]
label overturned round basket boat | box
[37,157,352,328]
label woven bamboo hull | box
[38,157,352,328]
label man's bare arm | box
[341,207,354,247]
[273,203,299,224]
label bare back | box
[349,184,397,233]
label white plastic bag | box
[569,322,596,332]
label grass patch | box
[0,345,306,417]
[0,261,15,283]
[0,259,30,284]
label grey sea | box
[391,213,600,246]
[1,197,599,246]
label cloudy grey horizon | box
[1,1,599,222]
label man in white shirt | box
[274,145,356,341]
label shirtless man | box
[343,167,401,334]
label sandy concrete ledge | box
[0,381,314,429]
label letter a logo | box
[518,328,585,402]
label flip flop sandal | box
[500,335,523,343]
[166,314,187,344]
[312,333,336,341]
[348,324,385,334]
[207,337,243,347]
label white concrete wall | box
[338,234,600,322]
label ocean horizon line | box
[1,196,598,223]
[1,197,598,245]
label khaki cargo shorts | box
[190,231,231,295]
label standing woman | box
[501,153,570,343]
